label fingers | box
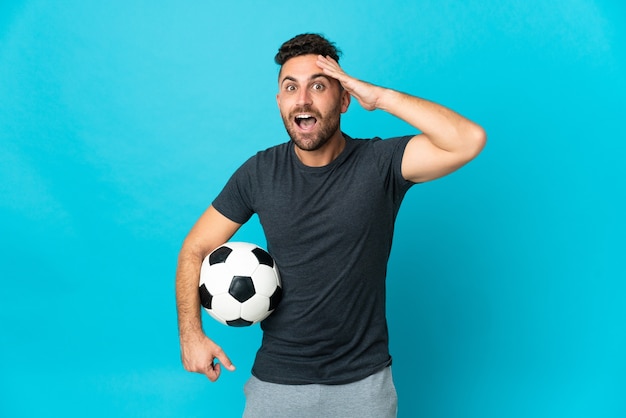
[203,346,236,382]
[316,55,381,111]
[181,336,236,382]
[205,362,221,382]
[316,55,346,80]
[214,347,236,372]
[204,358,235,382]
[316,54,337,68]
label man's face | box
[276,54,350,151]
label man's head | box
[275,34,350,155]
[275,33,341,67]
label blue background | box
[1,1,625,417]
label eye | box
[284,84,296,92]
[312,82,325,91]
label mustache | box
[290,105,321,119]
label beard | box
[281,103,342,152]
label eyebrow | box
[280,73,331,86]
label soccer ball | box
[199,242,282,327]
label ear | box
[340,89,351,114]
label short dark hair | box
[274,33,341,66]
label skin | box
[175,53,486,382]
[276,55,351,166]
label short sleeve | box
[212,157,256,225]
[370,135,415,203]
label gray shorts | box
[242,367,398,418]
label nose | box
[296,88,312,106]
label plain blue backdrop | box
[1,0,625,417]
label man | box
[176,33,486,417]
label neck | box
[294,131,346,167]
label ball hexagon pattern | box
[199,242,282,327]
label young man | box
[176,33,486,417]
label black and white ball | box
[199,242,282,327]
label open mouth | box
[294,114,318,131]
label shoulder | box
[346,134,415,187]
[347,134,411,147]
[346,134,413,158]
[258,141,291,155]
[234,141,291,172]
[248,141,291,164]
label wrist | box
[374,87,398,112]
[178,319,205,342]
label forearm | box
[176,206,242,339]
[174,205,241,380]
[175,245,206,341]
[376,87,485,154]
[175,240,237,380]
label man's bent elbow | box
[465,124,487,161]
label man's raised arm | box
[316,55,486,183]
